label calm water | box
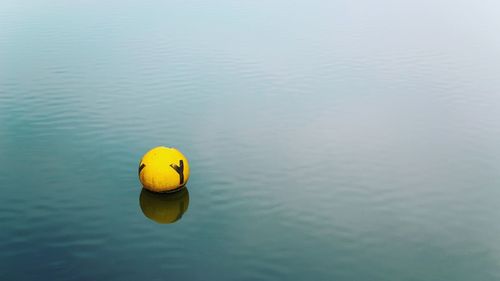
[2,1,500,280]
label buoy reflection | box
[139,187,189,224]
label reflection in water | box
[139,187,189,224]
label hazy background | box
[1,1,500,280]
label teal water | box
[2,1,500,280]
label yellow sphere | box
[139,187,189,224]
[138,146,190,192]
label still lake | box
[1,1,500,280]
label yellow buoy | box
[138,146,190,192]
[139,187,189,224]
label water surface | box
[2,1,500,280]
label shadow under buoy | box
[139,187,190,224]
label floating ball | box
[139,188,189,224]
[138,146,190,192]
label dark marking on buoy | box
[138,163,146,175]
[170,160,184,185]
